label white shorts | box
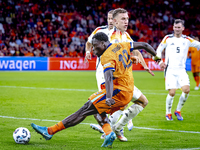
[131,86,142,101]
[96,72,105,91]
[165,69,190,90]
[96,58,105,91]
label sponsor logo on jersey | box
[104,63,111,67]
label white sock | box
[109,110,123,127]
[115,104,143,130]
[166,94,174,114]
[176,92,189,111]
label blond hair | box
[113,8,127,18]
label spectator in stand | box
[0,0,200,58]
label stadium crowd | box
[0,0,199,57]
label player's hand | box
[131,56,141,65]
[84,51,91,63]
[106,98,115,106]
[159,62,167,71]
[144,66,155,76]
[152,55,161,64]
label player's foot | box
[31,123,53,140]
[90,124,104,133]
[165,114,173,121]
[127,119,133,131]
[100,133,106,139]
[101,132,116,147]
[194,86,199,90]
[174,110,183,121]
[112,125,127,142]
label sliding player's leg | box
[31,100,98,140]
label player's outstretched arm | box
[84,41,92,63]
[131,50,154,76]
[132,42,157,57]
[131,56,141,65]
[104,70,115,106]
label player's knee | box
[169,93,175,97]
[139,94,148,107]
[143,99,148,107]
[183,88,190,94]
[168,90,176,97]
[182,85,190,94]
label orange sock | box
[194,76,199,86]
[48,121,65,135]
[102,123,112,135]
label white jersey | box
[109,27,133,43]
[87,25,111,90]
[156,34,200,70]
[87,25,111,43]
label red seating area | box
[0,0,199,57]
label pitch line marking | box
[1,115,200,134]
[0,85,96,92]
[175,148,200,150]
[0,85,200,97]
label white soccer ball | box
[13,127,31,144]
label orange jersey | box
[188,47,200,65]
[101,42,134,92]
[88,42,135,114]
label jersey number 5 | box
[176,47,180,53]
[119,50,132,69]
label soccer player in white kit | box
[85,8,160,141]
[107,8,160,142]
[156,19,200,121]
[85,10,114,91]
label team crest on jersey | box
[114,39,120,43]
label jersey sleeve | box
[125,32,134,42]
[130,42,134,52]
[101,53,116,73]
[156,35,168,58]
[87,27,101,43]
[187,36,200,50]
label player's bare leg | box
[31,100,116,147]
[31,101,98,139]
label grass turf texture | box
[0,71,200,150]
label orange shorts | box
[89,88,133,114]
[191,64,200,73]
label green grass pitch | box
[0,71,200,150]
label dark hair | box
[92,32,108,42]
[113,8,127,18]
[174,19,185,26]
